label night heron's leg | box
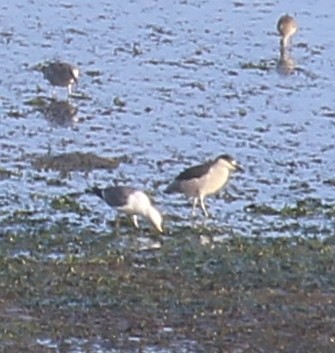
[131,215,139,229]
[199,196,208,218]
[51,87,57,99]
[192,197,198,217]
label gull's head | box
[148,206,163,233]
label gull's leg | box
[192,197,198,217]
[67,84,72,96]
[131,215,139,229]
[115,217,121,229]
[113,216,121,236]
[199,196,208,218]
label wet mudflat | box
[1,233,335,353]
[1,0,335,351]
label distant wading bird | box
[165,154,243,218]
[41,61,79,96]
[89,186,163,232]
[277,14,298,49]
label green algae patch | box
[113,96,127,108]
[32,152,126,172]
[7,109,24,118]
[0,168,22,180]
[246,198,335,218]
[86,70,102,77]
[240,60,272,71]
[24,97,50,108]
[0,234,335,352]
[50,195,89,215]
[245,203,279,215]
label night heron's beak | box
[234,163,244,172]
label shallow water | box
[1,0,335,241]
[1,1,335,239]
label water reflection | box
[276,47,296,76]
[44,100,78,127]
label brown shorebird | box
[277,14,298,49]
[41,61,79,96]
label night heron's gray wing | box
[175,161,213,181]
[164,160,214,194]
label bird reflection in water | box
[44,100,78,127]
[276,46,296,76]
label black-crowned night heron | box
[41,61,79,95]
[90,186,163,232]
[277,14,298,49]
[164,154,243,217]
